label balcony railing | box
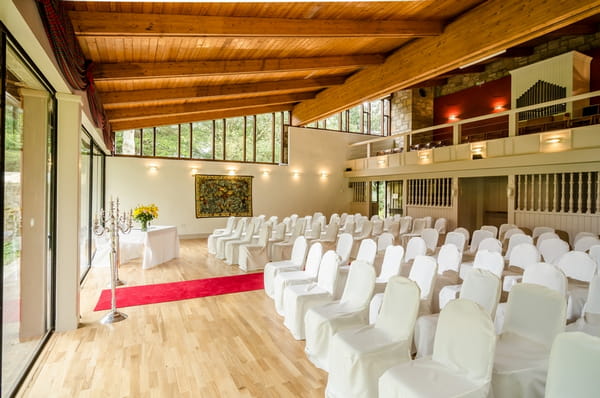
[349,90,600,160]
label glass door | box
[79,134,91,280]
[2,38,55,397]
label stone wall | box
[436,32,600,97]
[391,87,434,135]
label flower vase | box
[141,220,148,232]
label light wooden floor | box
[17,239,327,397]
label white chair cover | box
[481,225,498,238]
[398,217,412,235]
[305,219,323,240]
[495,262,567,336]
[304,261,376,371]
[273,243,323,314]
[377,233,394,253]
[266,222,287,259]
[502,243,541,292]
[214,218,247,258]
[453,227,470,245]
[477,237,503,253]
[350,221,373,258]
[504,233,533,260]
[574,231,598,246]
[374,245,404,293]
[430,243,462,313]
[407,255,438,316]
[539,238,570,264]
[532,226,555,239]
[557,251,597,321]
[326,277,420,398]
[415,268,500,359]
[566,275,600,337]
[421,228,439,254]
[468,229,494,255]
[536,231,560,250]
[590,244,600,269]
[502,227,524,242]
[574,236,600,252]
[433,218,447,235]
[387,221,400,241]
[351,238,377,266]
[283,251,340,340]
[444,231,466,253]
[271,217,306,261]
[316,221,339,244]
[335,233,353,265]
[442,250,504,310]
[207,216,235,254]
[498,223,517,241]
[238,223,272,271]
[371,219,384,237]
[491,283,566,398]
[545,332,600,398]
[223,219,257,264]
[380,299,496,398]
[401,236,427,277]
[263,236,307,298]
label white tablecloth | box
[92,225,180,269]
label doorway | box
[457,176,508,232]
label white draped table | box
[93,225,180,269]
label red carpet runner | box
[94,272,264,311]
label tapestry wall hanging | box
[195,174,253,218]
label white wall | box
[106,127,368,236]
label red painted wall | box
[433,75,512,125]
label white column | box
[507,174,516,224]
[55,92,82,332]
[19,88,49,340]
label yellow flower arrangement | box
[133,204,158,231]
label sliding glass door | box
[2,34,55,397]
[79,132,105,281]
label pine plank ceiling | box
[63,1,600,131]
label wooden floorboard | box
[17,238,326,397]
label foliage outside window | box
[306,97,391,136]
[113,111,290,164]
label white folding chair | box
[273,242,323,314]
[453,227,470,246]
[467,229,494,255]
[380,299,496,398]
[374,245,404,293]
[263,236,308,298]
[532,226,555,240]
[444,231,466,253]
[282,250,340,340]
[536,231,560,250]
[545,332,600,398]
[491,283,566,398]
[326,277,420,398]
[574,236,600,252]
[207,216,236,254]
[480,224,498,238]
[304,261,376,371]
[566,275,600,337]
[415,268,500,359]
[557,251,597,321]
[238,223,272,271]
[433,217,447,235]
[502,243,541,292]
[431,243,462,314]
[335,233,354,265]
[539,238,570,264]
[504,233,533,260]
[421,228,439,254]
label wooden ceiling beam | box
[69,11,443,38]
[292,0,600,125]
[110,104,292,131]
[101,76,346,106]
[107,92,314,121]
[94,54,384,81]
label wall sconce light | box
[147,164,159,173]
[417,149,433,164]
[470,143,486,159]
[418,152,430,160]
[545,137,562,144]
[227,168,236,176]
[261,170,271,176]
[448,114,459,122]
[377,159,386,165]
[320,171,329,178]
[292,170,301,178]
[494,105,505,111]
[191,167,199,175]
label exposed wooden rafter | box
[292,0,600,125]
[101,76,345,106]
[110,104,292,131]
[94,54,384,81]
[107,92,314,121]
[69,11,444,38]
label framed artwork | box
[195,174,253,218]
